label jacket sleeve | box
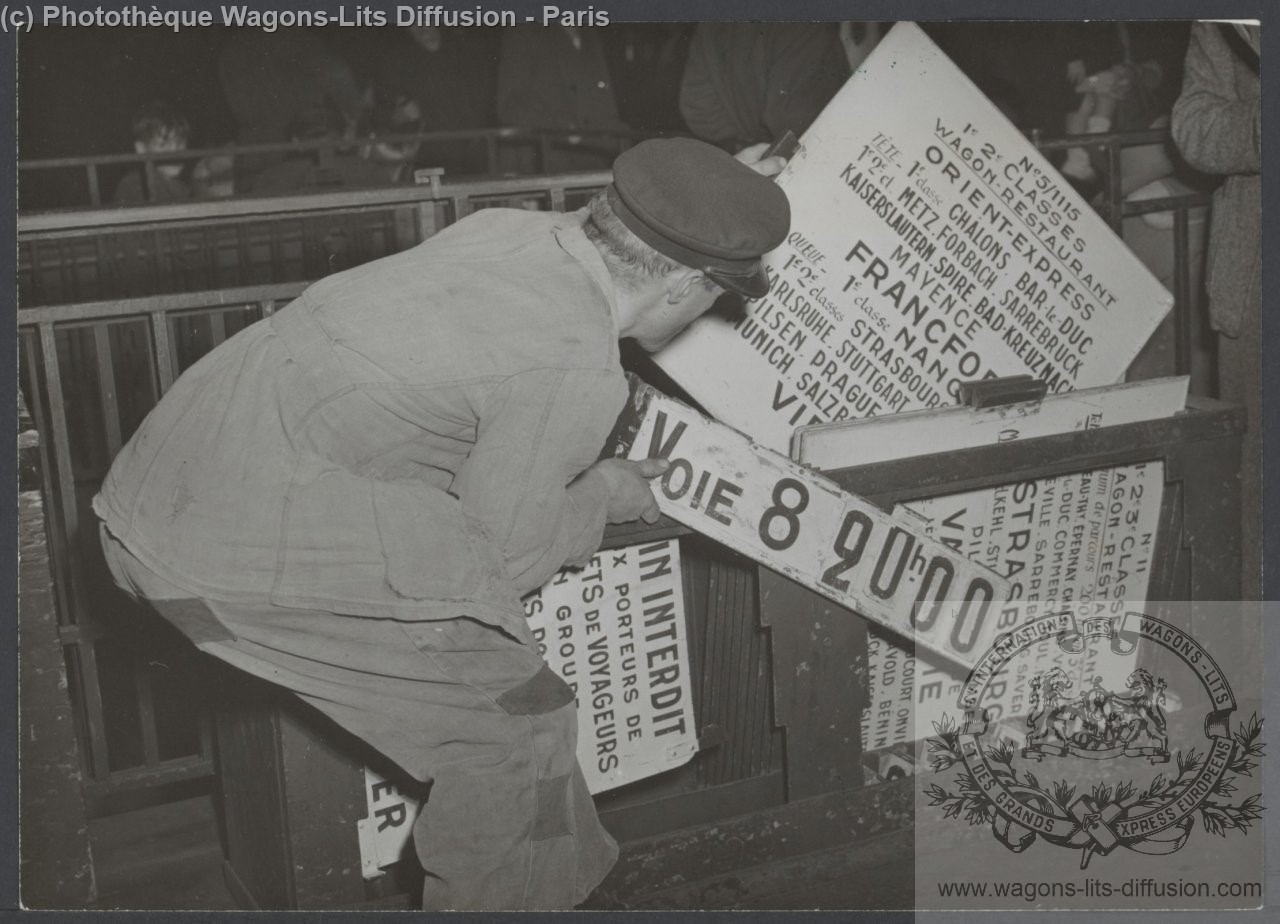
[1171,23,1261,176]
[449,367,628,597]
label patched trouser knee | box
[384,621,616,910]
[498,665,578,841]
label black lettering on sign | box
[376,803,407,832]
[647,410,687,460]
[758,478,810,550]
[821,509,873,591]
[911,556,955,631]
[870,526,915,599]
[639,541,672,581]
[661,459,694,499]
[706,479,743,526]
[949,580,994,654]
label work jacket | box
[95,209,629,635]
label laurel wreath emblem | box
[926,712,1265,868]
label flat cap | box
[608,137,790,298]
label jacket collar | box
[554,210,622,337]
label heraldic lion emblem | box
[1023,667,1169,762]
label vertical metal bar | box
[485,135,498,175]
[416,202,440,241]
[24,239,45,306]
[92,324,123,457]
[452,196,472,224]
[143,157,159,203]
[134,664,162,766]
[93,235,114,303]
[37,323,114,780]
[87,165,101,208]
[208,309,228,348]
[150,311,176,394]
[1106,142,1124,234]
[68,642,114,782]
[22,332,73,624]
[36,324,80,588]
[62,240,81,304]
[199,224,216,290]
[549,185,567,213]
[236,223,252,287]
[392,205,418,252]
[154,229,171,296]
[266,220,285,285]
[259,299,276,320]
[538,134,551,173]
[151,228,170,296]
[1173,207,1192,377]
[302,214,324,278]
[21,337,105,784]
[17,240,33,306]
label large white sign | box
[525,539,698,791]
[656,22,1172,453]
[356,540,697,878]
[616,383,1012,669]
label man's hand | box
[734,142,787,178]
[582,457,670,524]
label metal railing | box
[18,170,614,307]
[19,128,661,209]
[19,284,306,810]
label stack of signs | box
[793,378,1188,758]
[651,22,1179,777]
[655,21,1172,451]
[357,540,697,878]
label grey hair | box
[582,191,682,289]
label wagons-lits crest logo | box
[927,609,1264,869]
[1023,667,1169,762]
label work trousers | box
[100,526,619,910]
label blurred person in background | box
[112,101,193,205]
[1171,21,1262,601]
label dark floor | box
[86,794,915,911]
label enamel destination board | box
[655,21,1173,454]
[612,382,1013,669]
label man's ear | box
[666,268,708,304]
